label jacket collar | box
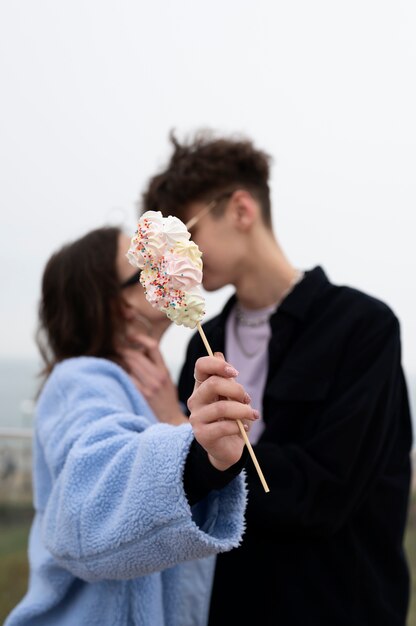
[219,265,329,324]
[276,266,329,322]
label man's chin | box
[202,278,223,292]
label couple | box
[6,130,413,626]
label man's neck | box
[234,237,299,310]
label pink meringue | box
[127,211,206,329]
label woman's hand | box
[121,333,187,425]
[188,354,259,471]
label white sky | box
[0,1,415,389]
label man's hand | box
[121,334,187,425]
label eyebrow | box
[120,270,141,288]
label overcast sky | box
[1,1,415,390]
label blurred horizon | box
[0,356,415,443]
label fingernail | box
[244,392,252,404]
[252,409,260,420]
[225,366,239,377]
[244,423,249,431]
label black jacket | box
[178,267,413,626]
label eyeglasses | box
[120,270,141,289]
[185,190,235,231]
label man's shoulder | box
[320,279,399,340]
[330,281,396,320]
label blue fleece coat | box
[5,357,247,626]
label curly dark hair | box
[141,129,273,227]
[36,226,126,382]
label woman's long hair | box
[36,226,125,384]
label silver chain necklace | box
[233,315,270,357]
[235,307,271,327]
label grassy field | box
[0,505,33,624]
[1,500,416,624]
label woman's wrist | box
[184,440,248,506]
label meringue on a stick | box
[127,210,269,492]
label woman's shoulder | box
[41,356,137,407]
[53,356,124,378]
[45,356,122,390]
[37,356,156,425]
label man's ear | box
[229,189,257,231]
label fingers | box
[121,334,168,374]
[188,373,260,438]
[192,416,247,442]
[190,399,259,427]
[129,334,166,368]
[189,400,259,457]
[122,347,169,395]
[193,355,239,388]
[188,375,249,410]
[123,332,165,362]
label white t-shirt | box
[225,302,277,444]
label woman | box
[5,226,258,626]
[115,228,188,425]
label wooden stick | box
[197,322,270,493]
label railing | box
[0,427,32,439]
[0,428,33,504]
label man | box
[141,130,413,625]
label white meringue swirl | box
[127,210,206,328]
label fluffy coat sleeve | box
[35,357,246,582]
